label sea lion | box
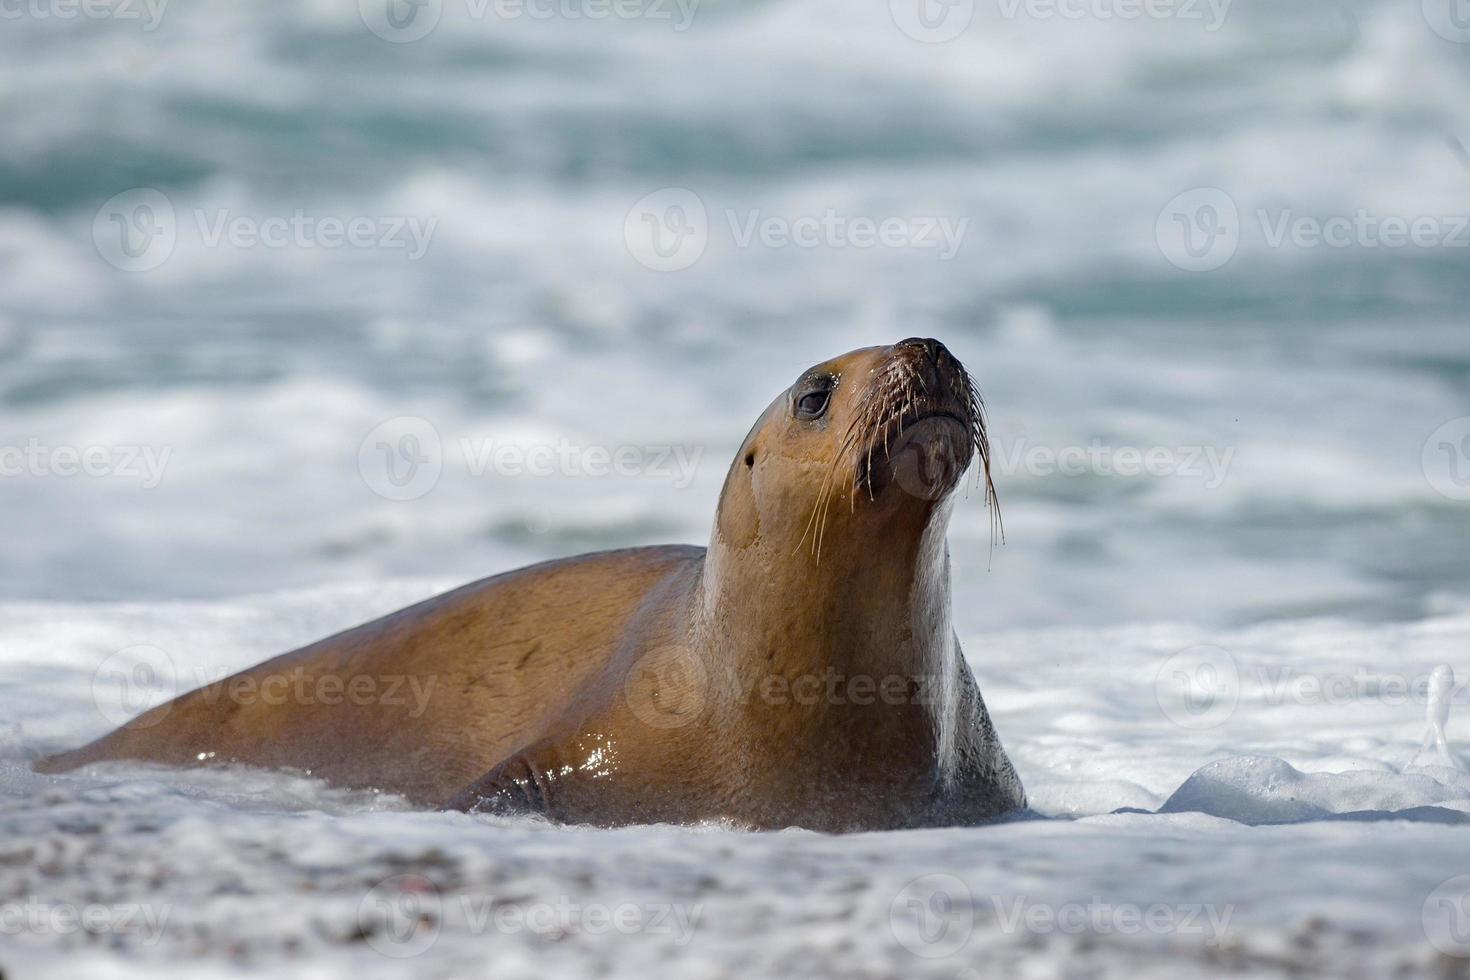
[37,338,1025,832]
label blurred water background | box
[0,0,1467,632]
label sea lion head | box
[714,337,999,559]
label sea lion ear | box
[715,442,761,551]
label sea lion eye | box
[794,381,834,421]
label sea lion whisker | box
[954,366,1004,551]
[816,478,837,563]
[797,464,839,558]
[812,469,834,555]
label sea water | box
[2,1,1470,976]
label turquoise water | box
[0,0,1466,629]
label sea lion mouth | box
[857,409,974,502]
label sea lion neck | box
[698,496,957,684]
[691,500,967,807]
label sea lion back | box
[36,545,706,804]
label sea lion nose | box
[898,337,947,363]
[897,338,952,388]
